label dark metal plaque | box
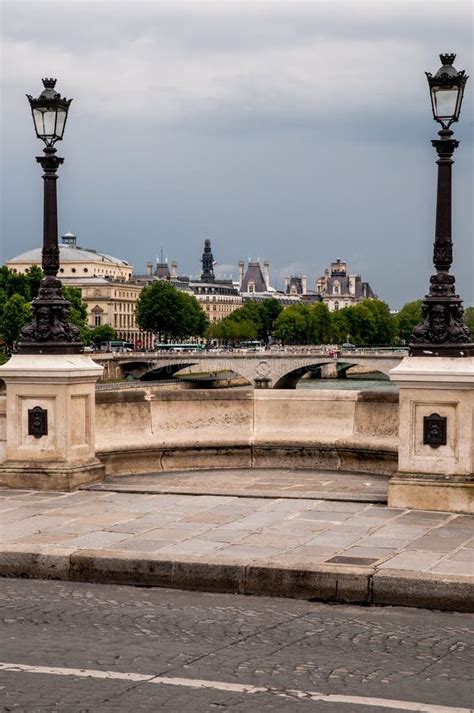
[423,413,447,448]
[28,406,48,438]
[324,556,379,566]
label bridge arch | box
[273,359,394,389]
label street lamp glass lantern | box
[27,78,72,146]
[426,54,468,128]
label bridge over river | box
[94,350,405,388]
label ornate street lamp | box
[410,54,473,356]
[19,79,82,354]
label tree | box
[395,300,422,344]
[0,294,31,351]
[136,281,207,342]
[90,324,117,347]
[358,299,396,345]
[258,298,283,342]
[464,306,474,339]
[274,304,311,344]
[331,308,350,344]
[62,286,90,344]
[309,302,331,344]
[208,317,257,343]
[179,292,209,339]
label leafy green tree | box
[309,302,331,344]
[395,300,422,344]
[464,306,474,339]
[137,282,184,342]
[62,286,90,344]
[0,265,44,302]
[0,294,31,351]
[179,292,209,339]
[331,308,351,344]
[360,299,396,345]
[208,317,257,343]
[274,304,311,344]
[258,298,283,342]
[25,265,43,299]
[136,281,207,342]
[90,324,117,347]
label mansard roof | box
[241,262,267,292]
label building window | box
[94,315,101,326]
[84,268,88,273]
[334,301,339,311]
[71,268,76,273]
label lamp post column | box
[388,54,474,514]
[40,147,63,278]
[18,153,82,355]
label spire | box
[201,238,215,282]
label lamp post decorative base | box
[18,277,83,355]
[410,296,474,357]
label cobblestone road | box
[0,579,472,712]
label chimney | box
[146,261,153,276]
[284,276,290,292]
[171,260,177,278]
[263,260,270,291]
[239,260,245,289]
[302,276,307,295]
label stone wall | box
[94,387,399,477]
[0,388,399,479]
[0,396,5,463]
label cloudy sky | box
[1,0,472,308]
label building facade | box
[316,259,376,312]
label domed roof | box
[7,243,131,268]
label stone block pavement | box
[0,469,472,612]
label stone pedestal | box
[0,354,105,491]
[389,357,474,514]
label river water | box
[297,375,398,391]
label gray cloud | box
[1,0,472,308]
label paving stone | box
[259,498,316,512]
[340,546,396,560]
[406,533,473,552]
[182,512,239,525]
[229,511,290,529]
[378,551,443,571]
[448,516,474,529]
[237,533,307,548]
[360,507,402,519]
[65,531,132,549]
[134,527,202,542]
[215,544,285,560]
[306,531,363,547]
[305,501,365,513]
[71,513,138,528]
[107,539,173,553]
[291,510,352,522]
[439,549,474,564]
[429,560,473,576]
[356,536,411,549]
[194,528,246,543]
[372,525,432,538]
[284,544,337,559]
[159,539,226,556]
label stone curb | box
[0,546,472,613]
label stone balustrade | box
[0,387,399,481]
